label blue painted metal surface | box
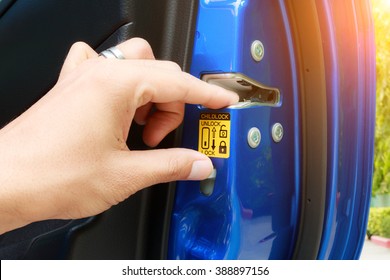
[168,0,301,260]
[316,0,376,259]
[168,0,375,260]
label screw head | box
[272,123,284,143]
[247,127,261,148]
[251,40,264,62]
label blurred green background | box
[367,0,390,239]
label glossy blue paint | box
[168,0,301,259]
[316,0,376,259]
[168,0,375,260]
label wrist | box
[0,128,41,233]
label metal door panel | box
[168,0,375,260]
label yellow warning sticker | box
[198,112,230,158]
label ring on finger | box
[99,46,125,59]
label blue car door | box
[168,0,376,260]
[0,0,375,259]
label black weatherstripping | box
[285,0,328,259]
[0,0,15,17]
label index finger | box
[165,70,240,109]
[105,60,239,109]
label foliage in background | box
[372,0,390,196]
[367,207,390,238]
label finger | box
[142,102,184,147]
[145,70,239,108]
[59,42,98,80]
[102,60,239,108]
[110,148,213,196]
[115,37,155,60]
[60,38,155,81]
[134,102,153,125]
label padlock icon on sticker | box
[219,141,227,154]
[219,125,228,138]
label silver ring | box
[99,46,125,59]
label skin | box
[0,38,238,234]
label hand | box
[0,38,238,234]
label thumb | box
[112,148,213,194]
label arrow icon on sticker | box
[211,139,216,150]
[212,127,216,138]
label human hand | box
[0,38,238,234]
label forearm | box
[0,119,59,234]
[0,129,32,234]
[0,202,29,235]
[0,117,91,234]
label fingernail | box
[187,159,213,180]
